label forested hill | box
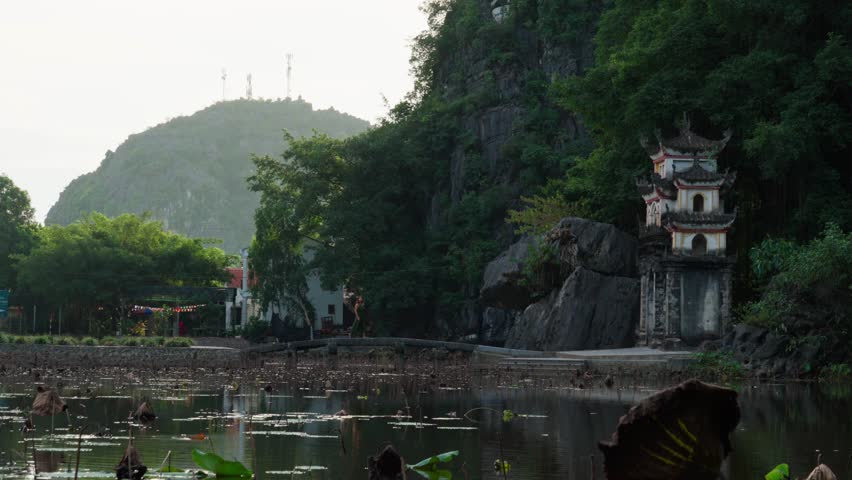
[46,99,369,251]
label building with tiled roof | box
[636,121,737,347]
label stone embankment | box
[0,344,241,369]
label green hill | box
[46,99,369,251]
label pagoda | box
[635,121,737,347]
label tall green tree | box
[0,175,38,289]
[247,132,339,334]
[15,213,230,332]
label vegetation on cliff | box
[543,0,852,285]
[46,99,370,252]
[743,223,852,336]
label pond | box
[0,375,849,479]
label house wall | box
[680,270,722,342]
[677,188,719,212]
[673,232,725,255]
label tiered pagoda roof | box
[673,160,736,188]
[663,210,737,231]
[642,122,732,157]
[636,173,676,199]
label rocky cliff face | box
[415,0,606,336]
[474,217,639,350]
[426,0,602,229]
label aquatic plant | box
[765,463,789,480]
[408,450,458,479]
[191,448,252,478]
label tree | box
[14,213,230,334]
[0,175,38,289]
[247,132,348,335]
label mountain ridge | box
[47,98,370,251]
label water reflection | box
[0,379,848,479]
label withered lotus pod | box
[131,401,156,422]
[805,464,837,480]
[115,444,147,480]
[368,445,404,480]
[599,379,740,480]
[32,386,67,416]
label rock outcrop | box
[709,324,842,377]
[478,217,639,351]
[505,267,639,351]
[480,236,538,310]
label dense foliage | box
[46,99,369,252]
[545,0,852,247]
[0,175,38,289]
[741,224,852,333]
[14,213,230,335]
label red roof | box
[226,268,258,289]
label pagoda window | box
[692,193,705,212]
[692,234,708,255]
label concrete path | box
[241,337,695,372]
[556,347,693,360]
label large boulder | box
[479,236,538,309]
[552,217,638,277]
[479,217,638,310]
[504,267,640,351]
[480,307,521,346]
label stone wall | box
[0,345,241,369]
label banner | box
[0,290,8,319]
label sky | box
[0,0,428,223]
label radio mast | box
[285,53,294,99]
[221,68,227,101]
[246,73,253,99]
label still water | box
[0,377,849,479]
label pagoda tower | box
[635,122,736,347]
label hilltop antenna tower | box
[285,53,294,99]
[221,68,227,101]
[246,73,253,99]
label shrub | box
[691,351,746,381]
[32,335,50,345]
[120,337,140,347]
[163,337,193,348]
[240,320,270,344]
[821,363,852,380]
[742,223,852,331]
[0,333,7,344]
[80,337,98,346]
[54,336,78,345]
[13,335,30,344]
[100,336,118,346]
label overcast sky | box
[0,0,427,222]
